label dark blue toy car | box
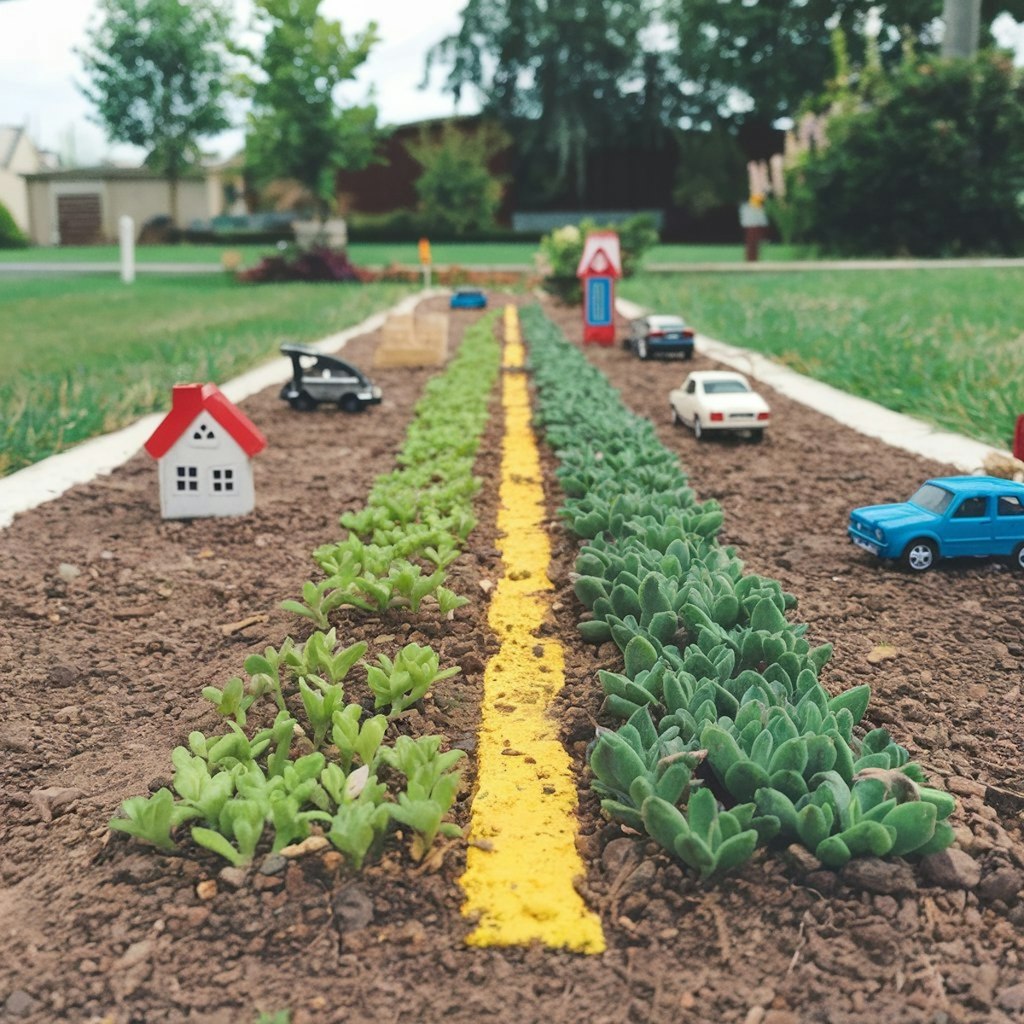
[848,475,1024,572]
[450,287,487,310]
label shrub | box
[237,245,366,283]
[781,51,1024,256]
[536,213,659,303]
[0,201,28,249]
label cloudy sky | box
[0,0,478,165]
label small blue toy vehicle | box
[450,287,487,310]
[848,475,1024,572]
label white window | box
[211,467,235,494]
[176,466,199,492]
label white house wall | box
[158,411,256,519]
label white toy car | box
[669,370,771,441]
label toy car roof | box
[644,314,687,326]
[923,475,1024,495]
[280,342,358,365]
[684,370,750,383]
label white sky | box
[0,0,479,165]
[1,1,1022,167]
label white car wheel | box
[902,539,936,572]
[693,417,705,441]
[671,405,680,425]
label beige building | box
[23,166,220,246]
[0,125,46,234]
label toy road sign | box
[418,238,432,264]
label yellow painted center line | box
[459,305,605,953]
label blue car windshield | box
[908,483,954,514]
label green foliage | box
[427,0,677,203]
[524,303,957,878]
[782,52,1024,256]
[405,121,510,236]
[0,202,27,250]
[243,0,380,220]
[672,124,748,216]
[536,214,659,303]
[77,0,233,222]
[365,643,460,717]
[667,0,941,127]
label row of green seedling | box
[521,304,955,878]
[283,313,502,627]
[111,630,466,868]
[111,315,504,869]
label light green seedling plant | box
[201,675,257,726]
[389,765,465,861]
[365,642,461,717]
[109,788,196,852]
[191,797,266,867]
[331,704,388,772]
[171,747,236,826]
[325,765,392,869]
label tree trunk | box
[941,0,981,58]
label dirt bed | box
[1,295,1023,1024]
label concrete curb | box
[616,298,1006,473]
[0,290,440,530]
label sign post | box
[418,237,432,290]
[119,215,135,284]
[575,231,622,346]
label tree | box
[243,0,380,224]
[404,121,510,236]
[665,0,941,131]
[78,0,233,225]
[781,51,1024,255]
[426,0,677,204]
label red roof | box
[144,383,267,460]
[576,231,623,279]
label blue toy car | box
[848,475,1024,572]
[450,287,487,310]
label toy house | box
[576,231,622,345]
[144,383,266,519]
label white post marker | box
[119,215,135,284]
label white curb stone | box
[0,290,439,530]
[617,298,1007,474]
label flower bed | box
[1,296,1023,1023]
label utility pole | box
[942,0,981,58]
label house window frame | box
[175,465,200,493]
[210,466,236,494]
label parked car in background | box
[624,314,695,360]
[450,287,487,310]
[279,344,382,412]
[668,370,771,441]
[848,476,1024,572]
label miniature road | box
[458,305,605,953]
[617,299,1007,473]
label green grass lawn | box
[0,275,416,475]
[620,268,1024,451]
[0,240,809,268]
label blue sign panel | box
[586,277,612,326]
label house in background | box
[22,165,220,246]
[0,125,47,233]
[144,383,266,520]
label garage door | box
[57,194,102,245]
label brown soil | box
[1,295,1023,1024]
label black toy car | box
[279,343,383,412]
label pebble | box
[333,886,375,931]
[978,866,1024,904]
[782,844,821,874]
[0,723,33,753]
[280,835,329,858]
[841,858,918,895]
[58,562,81,582]
[997,982,1024,1013]
[3,990,39,1018]
[601,836,642,874]
[258,854,288,876]
[921,848,982,889]
[218,866,248,889]
[196,879,218,900]
[29,786,85,822]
